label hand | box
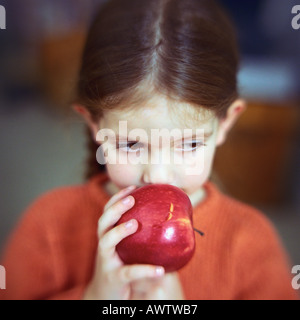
[130,272,185,300]
[83,185,165,300]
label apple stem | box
[193,228,204,236]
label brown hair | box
[76,0,240,179]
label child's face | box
[93,95,228,197]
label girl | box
[0,0,298,300]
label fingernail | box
[155,267,164,276]
[125,219,135,229]
[122,196,132,205]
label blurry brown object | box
[39,31,86,110]
[213,101,300,205]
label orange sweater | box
[0,173,298,300]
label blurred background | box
[0,0,299,267]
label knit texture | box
[0,173,298,300]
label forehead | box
[100,95,216,131]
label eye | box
[117,141,145,153]
[175,141,206,152]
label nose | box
[142,163,175,185]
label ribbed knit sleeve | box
[0,191,63,300]
[231,210,297,300]
[0,182,104,300]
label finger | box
[104,185,136,211]
[145,285,166,300]
[147,272,184,300]
[98,195,135,238]
[98,219,138,259]
[131,277,162,294]
[117,265,165,285]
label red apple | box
[115,184,195,272]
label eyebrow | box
[112,131,214,142]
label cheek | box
[178,145,216,189]
[106,163,141,188]
[203,145,216,174]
